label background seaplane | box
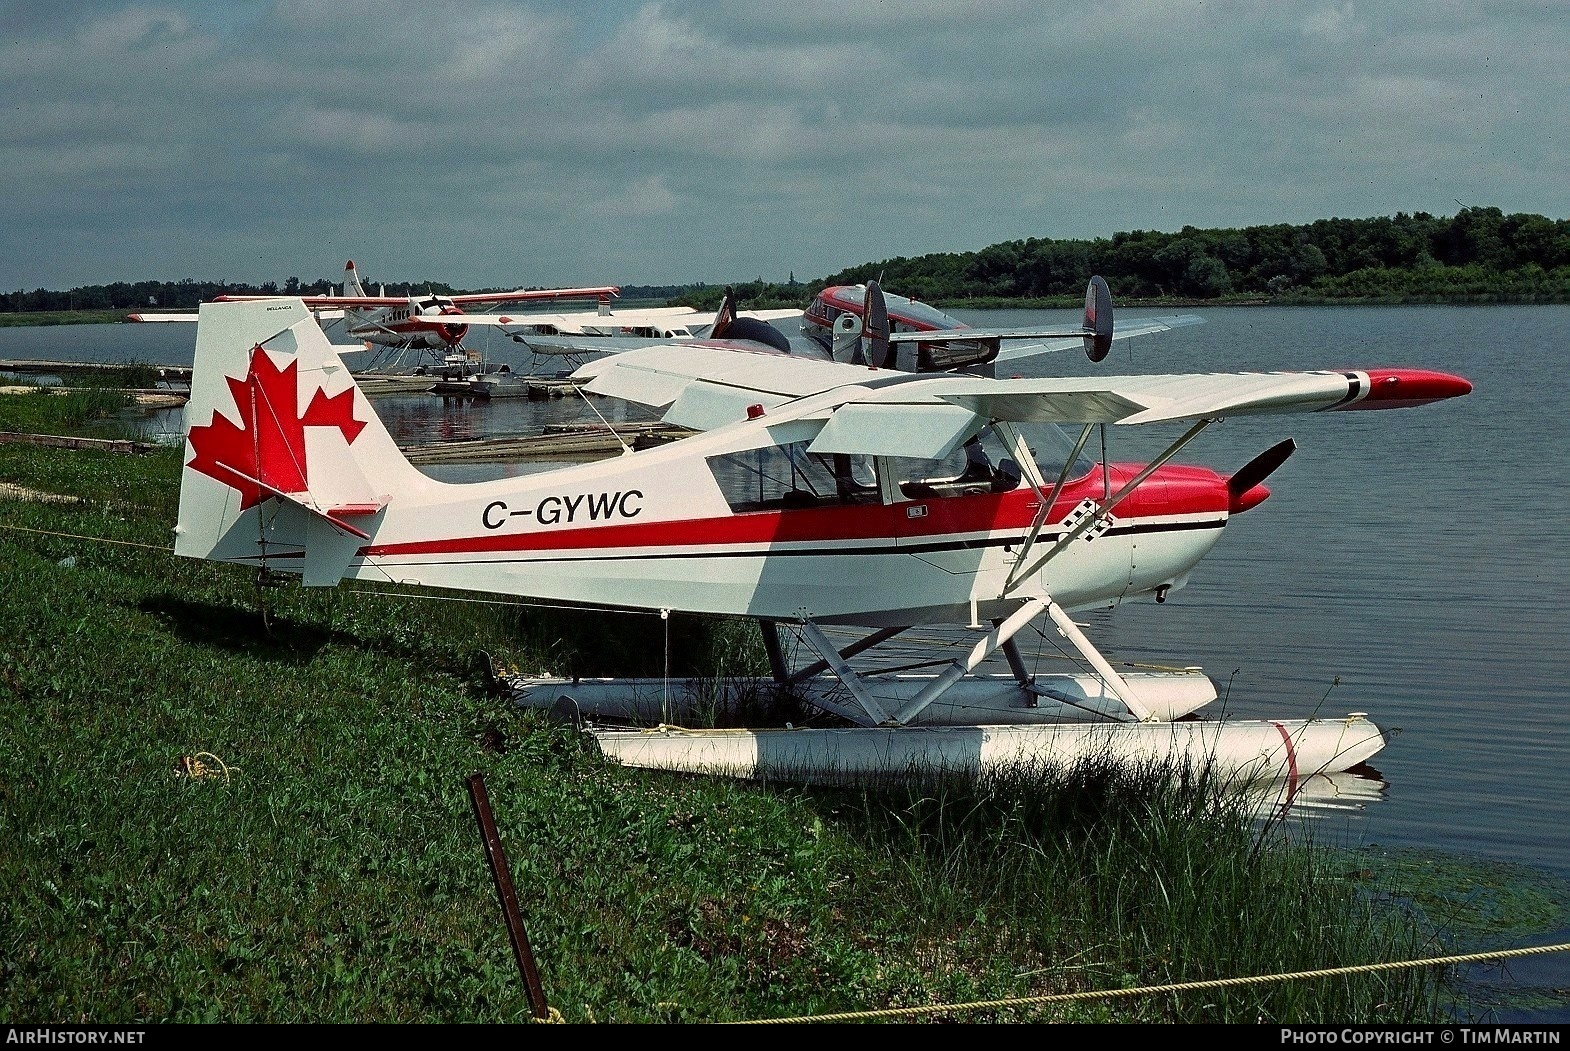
[801,276,1205,373]
[131,260,622,375]
[495,276,1203,379]
[450,286,804,359]
[173,286,1471,788]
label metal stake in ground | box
[466,772,550,1020]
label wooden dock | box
[399,421,692,464]
[0,358,193,384]
[0,431,161,455]
[353,373,440,396]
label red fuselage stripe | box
[363,465,1230,558]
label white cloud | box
[1,0,1566,289]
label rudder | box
[175,299,427,584]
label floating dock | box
[350,372,440,396]
[429,374,585,400]
[399,421,692,464]
[0,359,194,384]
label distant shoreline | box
[3,293,1568,329]
[926,293,1570,310]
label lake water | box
[4,306,1568,1020]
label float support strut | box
[1043,599,1154,721]
[893,598,1047,725]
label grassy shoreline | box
[2,399,1560,1023]
[0,310,136,327]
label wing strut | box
[1003,417,1217,595]
[997,421,1096,591]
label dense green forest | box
[6,207,1569,315]
[797,206,1570,307]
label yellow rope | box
[0,523,666,616]
[0,522,173,552]
[179,751,236,783]
[724,941,1570,1024]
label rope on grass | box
[178,752,235,783]
[0,523,671,619]
[0,522,173,552]
[723,940,1570,1024]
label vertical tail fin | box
[709,286,792,353]
[175,299,428,584]
[342,260,368,298]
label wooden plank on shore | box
[0,431,161,455]
[0,359,192,382]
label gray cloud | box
[2,0,1565,290]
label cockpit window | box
[706,425,1094,510]
[886,294,964,329]
[886,423,1093,500]
[707,441,880,512]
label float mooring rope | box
[0,522,173,552]
[723,941,1570,1024]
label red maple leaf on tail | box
[186,345,367,510]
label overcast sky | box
[2,0,1565,291]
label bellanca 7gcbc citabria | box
[172,282,1471,790]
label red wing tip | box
[1355,368,1473,408]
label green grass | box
[0,385,139,435]
[0,443,1490,1023]
[0,310,132,327]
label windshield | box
[886,294,965,330]
[885,423,1094,500]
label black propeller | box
[1083,275,1114,362]
[711,285,791,353]
[862,279,891,368]
[1228,438,1297,498]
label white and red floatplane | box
[172,279,1471,792]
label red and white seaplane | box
[173,282,1471,789]
[800,277,1204,371]
[130,260,622,373]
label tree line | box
[1,275,473,314]
[703,207,1570,309]
[8,206,1570,314]
[798,206,1570,306]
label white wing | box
[951,314,1206,362]
[573,345,1472,451]
[459,306,704,330]
[129,308,346,323]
